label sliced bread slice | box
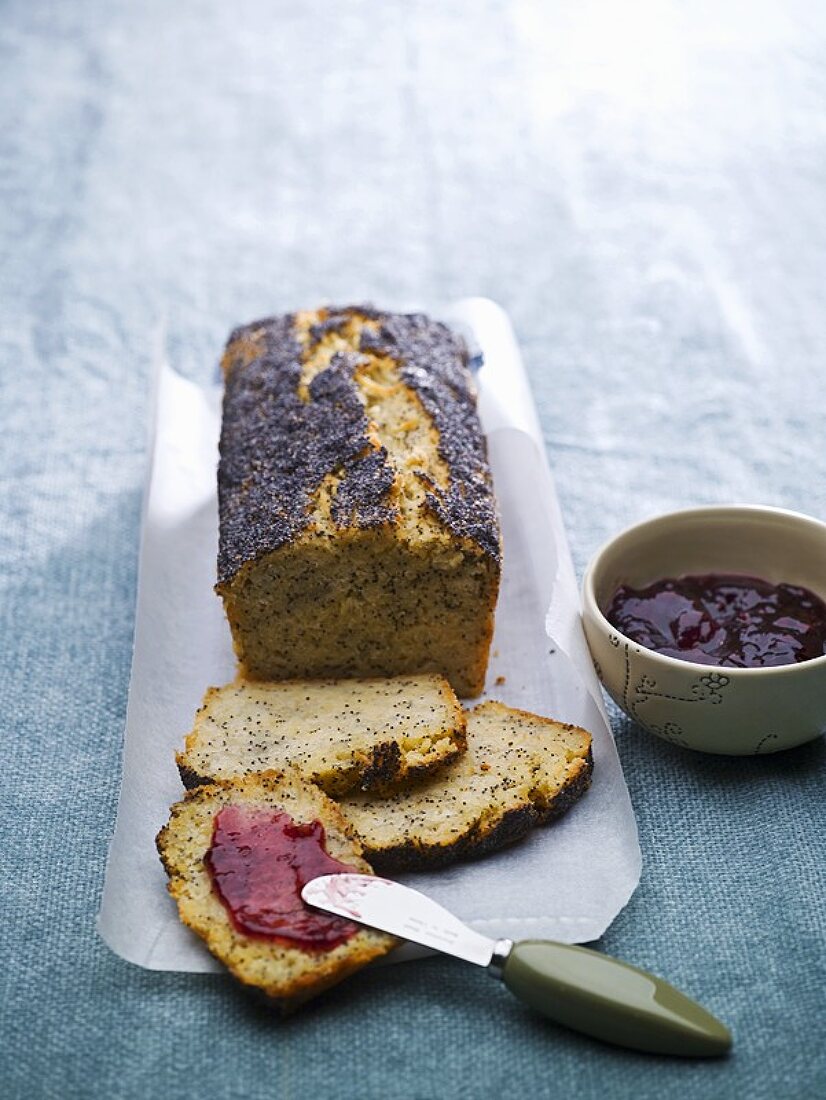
[176,674,466,796]
[156,772,396,1010]
[337,700,593,872]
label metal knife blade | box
[302,873,498,968]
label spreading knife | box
[302,873,731,1057]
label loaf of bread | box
[338,701,593,872]
[216,306,500,698]
[176,673,466,796]
[156,772,396,1010]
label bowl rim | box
[581,503,826,678]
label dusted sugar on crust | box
[176,673,466,797]
[156,772,396,1011]
[216,306,500,698]
[337,701,593,873]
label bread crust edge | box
[360,744,594,874]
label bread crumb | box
[495,675,506,686]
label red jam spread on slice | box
[205,805,361,950]
[606,574,826,668]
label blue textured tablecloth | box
[2,2,824,1097]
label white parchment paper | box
[98,297,641,970]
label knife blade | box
[302,873,732,1058]
[302,872,506,969]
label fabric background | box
[1,2,824,1097]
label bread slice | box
[337,701,593,872]
[156,772,396,1010]
[176,674,466,796]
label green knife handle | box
[502,941,731,1057]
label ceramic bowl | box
[581,505,826,755]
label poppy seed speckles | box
[217,319,397,586]
[216,307,499,586]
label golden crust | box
[156,772,396,1011]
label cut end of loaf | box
[221,529,497,698]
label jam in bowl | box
[581,506,826,755]
[605,573,826,669]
